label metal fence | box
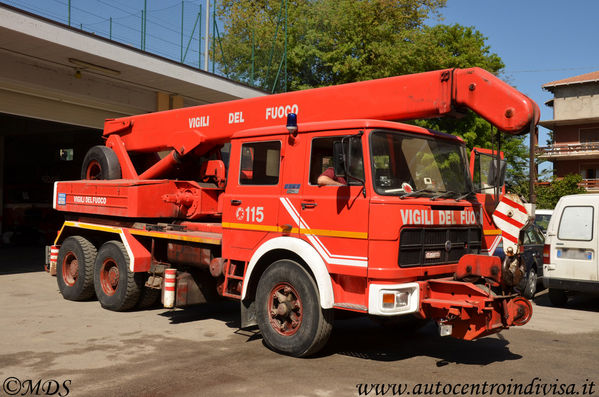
[2,0,289,92]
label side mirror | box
[487,158,506,187]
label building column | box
[156,92,170,112]
[156,92,184,111]
[171,95,184,109]
[0,135,4,235]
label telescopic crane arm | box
[103,67,539,179]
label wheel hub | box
[268,283,303,336]
[100,259,119,296]
[62,253,79,286]
[86,160,102,180]
[107,267,119,287]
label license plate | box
[425,250,441,259]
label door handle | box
[301,202,318,210]
[231,200,242,206]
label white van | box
[543,194,599,306]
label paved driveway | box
[1,246,597,396]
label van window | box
[558,206,594,241]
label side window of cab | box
[309,136,364,186]
[239,141,281,185]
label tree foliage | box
[216,0,530,193]
[216,0,448,90]
[536,174,587,209]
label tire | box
[136,286,161,309]
[81,145,122,180]
[256,260,333,357]
[522,268,538,299]
[548,288,568,307]
[94,241,142,311]
[56,236,97,301]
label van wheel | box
[548,288,568,307]
[56,236,97,301]
[256,260,333,357]
[94,241,142,311]
[522,268,537,299]
[81,146,122,180]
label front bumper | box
[367,254,533,340]
[543,277,599,294]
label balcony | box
[537,142,599,160]
[536,178,599,192]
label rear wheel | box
[136,285,161,309]
[56,236,97,301]
[256,260,333,357]
[548,288,568,307]
[522,268,538,299]
[94,241,142,311]
[81,146,121,180]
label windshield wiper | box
[455,191,476,201]
[431,190,457,200]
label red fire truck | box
[48,68,538,357]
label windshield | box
[534,214,551,234]
[370,131,472,197]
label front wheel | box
[256,260,333,357]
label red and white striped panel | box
[163,268,177,308]
[49,246,59,266]
[492,194,529,254]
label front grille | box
[398,227,482,267]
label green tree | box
[216,0,447,91]
[403,24,532,194]
[216,0,529,191]
[536,174,586,209]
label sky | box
[437,0,599,151]
[2,0,599,170]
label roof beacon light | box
[286,113,298,136]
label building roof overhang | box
[0,4,266,107]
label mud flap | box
[240,299,257,329]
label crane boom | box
[104,67,539,159]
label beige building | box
[538,71,599,191]
[0,4,265,243]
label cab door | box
[222,137,285,258]
[296,131,370,279]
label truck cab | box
[223,119,487,324]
